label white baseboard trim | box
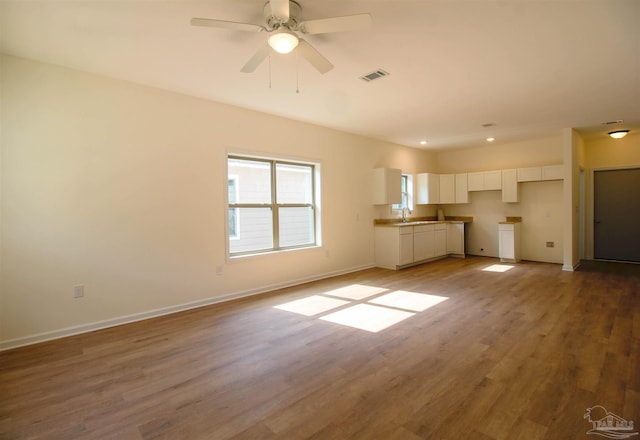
[0,263,375,352]
[562,261,581,272]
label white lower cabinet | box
[446,223,464,255]
[374,226,414,270]
[434,224,447,257]
[413,225,434,261]
[375,222,465,270]
[399,229,414,266]
[498,222,521,263]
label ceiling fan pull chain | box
[296,58,300,94]
[268,56,272,89]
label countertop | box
[374,216,473,227]
[498,216,523,224]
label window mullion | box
[271,160,279,250]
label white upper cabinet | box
[517,167,542,182]
[439,174,456,204]
[517,164,563,182]
[416,173,440,204]
[467,172,484,191]
[484,170,502,190]
[373,168,402,205]
[502,169,519,203]
[468,170,502,191]
[455,173,469,203]
[541,165,564,180]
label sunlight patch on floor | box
[320,304,415,333]
[482,264,515,273]
[322,284,388,300]
[273,283,449,332]
[369,291,448,312]
[274,295,350,316]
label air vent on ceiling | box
[602,120,623,125]
[360,69,389,82]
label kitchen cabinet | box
[374,226,414,269]
[484,171,502,190]
[399,230,414,266]
[414,224,435,261]
[373,168,402,205]
[468,171,502,191]
[541,165,564,180]
[434,224,447,257]
[499,222,521,263]
[375,222,466,269]
[517,167,542,182]
[455,173,469,203]
[502,169,519,203]
[467,172,484,191]
[517,165,564,182]
[446,223,464,255]
[416,173,440,204]
[439,174,456,204]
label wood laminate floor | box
[1,256,639,439]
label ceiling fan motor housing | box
[264,0,302,31]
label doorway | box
[593,168,640,262]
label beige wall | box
[583,133,640,169]
[435,136,565,263]
[0,54,433,346]
[6,52,629,347]
[435,135,563,173]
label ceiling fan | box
[191,0,372,74]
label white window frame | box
[227,154,321,258]
[393,174,414,211]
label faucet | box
[402,207,412,222]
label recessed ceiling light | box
[486,137,495,142]
[608,130,630,139]
[420,140,427,145]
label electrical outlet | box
[546,241,554,248]
[73,285,84,298]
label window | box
[227,155,320,256]
[393,174,413,211]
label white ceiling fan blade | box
[300,14,372,35]
[241,44,272,73]
[270,0,290,20]
[190,18,266,33]
[296,39,333,74]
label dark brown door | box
[593,168,640,262]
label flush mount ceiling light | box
[608,130,630,139]
[486,137,495,142]
[268,30,299,54]
[420,140,428,145]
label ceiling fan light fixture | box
[268,30,299,54]
[608,130,630,139]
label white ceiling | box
[1,0,639,150]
